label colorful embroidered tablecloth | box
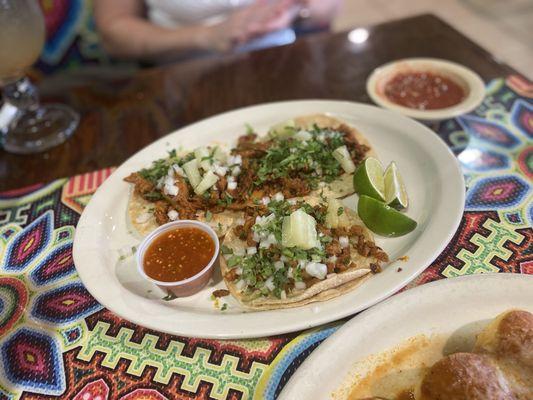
[0,76,531,400]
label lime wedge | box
[353,157,385,202]
[384,162,409,210]
[357,195,417,237]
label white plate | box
[367,58,485,121]
[73,100,464,339]
[279,274,533,399]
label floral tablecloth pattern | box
[0,76,531,400]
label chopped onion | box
[259,234,277,248]
[194,170,219,195]
[227,181,237,190]
[183,159,202,188]
[167,209,179,221]
[305,262,327,280]
[339,236,349,248]
[163,180,180,196]
[233,247,245,256]
[280,290,287,300]
[235,279,246,291]
[246,247,257,255]
[261,196,270,205]
[294,281,306,290]
[294,130,312,141]
[333,145,356,173]
[264,277,275,291]
[273,192,284,202]
[274,261,284,270]
[228,155,242,166]
[135,212,152,224]
[231,166,241,176]
[172,164,185,177]
[213,146,227,163]
[212,163,227,176]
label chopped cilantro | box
[205,210,213,222]
[337,207,344,216]
[227,256,242,267]
[144,191,163,201]
[138,150,181,184]
[221,303,228,311]
[254,127,346,189]
[217,193,234,206]
[162,292,178,301]
[221,245,233,255]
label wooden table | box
[1,14,516,191]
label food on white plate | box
[220,196,388,310]
[353,158,416,237]
[351,309,533,400]
[123,114,376,237]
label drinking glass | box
[0,0,79,154]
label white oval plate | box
[279,274,533,399]
[73,100,464,339]
[367,58,485,121]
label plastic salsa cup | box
[136,220,220,297]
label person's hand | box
[210,0,301,52]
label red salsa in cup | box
[384,72,466,110]
[143,227,215,282]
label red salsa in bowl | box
[367,59,485,121]
[136,220,219,297]
[383,72,466,110]
[143,227,215,282]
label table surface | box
[1,13,531,400]
[1,13,516,191]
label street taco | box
[123,114,376,238]
[220,196,388,310]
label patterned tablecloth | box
[0,76,531,400]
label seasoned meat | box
[326,240,342,257]
[370,263,382,274]
[216,175,227,192]
[153,201,170,225]
[124,172,155,197]
[237,133,257,146]
[212,289,230,298]
[280,177,311,198]
[233,225,246,241]
[224,268,239,282]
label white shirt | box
[146,0,253,28]
[145,0,296,51]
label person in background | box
[94,0,342,63]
